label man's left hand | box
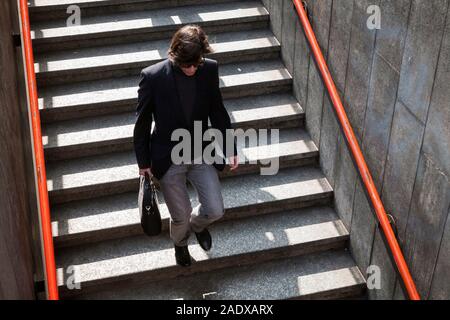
[228,155,239,171]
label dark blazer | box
[133,57,237,180]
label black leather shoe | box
[174,245,191,267]
[195,228,212,251]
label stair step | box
[35,28,280,86]
[46,127,320,204]
[39,59,292,123]
[31,1,269,52]
[51,162,332,248]
[56,206,349,297]
[69,249,366,300]
[29,0,241,22]
[43,93,305,161]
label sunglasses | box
[178,57,205,69]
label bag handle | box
[144,171,154,182]
[144,172,157,194]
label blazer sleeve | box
[209,62,238,158]
[133,71,154,169]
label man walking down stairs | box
[134,24,240,267]
[30,0,367,299]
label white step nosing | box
[31,1,269,42]
[30,0,156,10]
[35,29,280,77]
[41,92,304,149]
[65,250,365,300]
[52,189,332,244]
[50,165,333,246]
[47,154,321,202]
[36,46,280,81]
[60,236,348,293]
[46,134,320,195]
[38,60,292,112]
[43,106,305,153]
[34,15,268,44]
[292,268,367,300]
[30,0,239,11]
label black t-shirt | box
[173,63,197,125]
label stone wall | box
[263,0,450,299]
[0,0,41,299]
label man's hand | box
[228,155,239,171]
[139,167,152,177]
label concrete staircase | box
[30,0,367,299]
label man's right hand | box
[139,168,152,177]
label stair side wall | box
[0,0,43,300]
[264,0,450,300]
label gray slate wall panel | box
[325,0,354,223]
[262,0,271,11]
[422,8,450,177]
[397,0,449,123]
[348,0,381,259]
[349,181,377,273]
[368,230,397,299]
[364,0,416,300]
[271,0,284,42]
[325,0,354,92]
[381,101,425,244]
[362,53,400,191]
[318,97,339,189]
[403,153,450,298]
[334,139,358,230]
[429,208,450,299]
[281,0,297,75]
[309,0,334,185]
[292,3,311,108]
[331,0,362,229]
[393,280,408,299]
[343,0,378,143]
[425,11,450,299]
[305,0,333,148]
[376,0,412,71]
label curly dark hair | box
[167,25,214,66]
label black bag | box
[138,173,162,236]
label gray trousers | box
[158,162,225,246]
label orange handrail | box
[18,0,59,300]
[292,0,420,300]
